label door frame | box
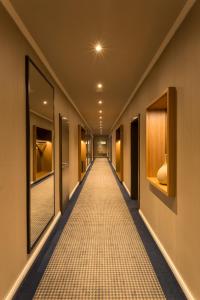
[130,114,140,208]
[59,113,69,214]
[78,125,86,181]
[115,125,123,182]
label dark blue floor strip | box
[14,159,186,300]
[13,162,94,300]
[108,160,186,300]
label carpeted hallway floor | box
[34,158,165,299]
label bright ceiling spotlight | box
[95,43,103,53]
[43,100,48,105]
[97,83,103,89]
[99,116,102,119]
[98,100,103,105]
[99,110,102,114]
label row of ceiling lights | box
[42,44,104,133]
[95,43,104,135]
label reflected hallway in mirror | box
[26,56,55,252]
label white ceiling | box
[10,0,187,134]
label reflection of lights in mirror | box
[26,56,55,252]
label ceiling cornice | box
[1,0,92,132]
[110,0,196,132]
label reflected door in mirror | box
[26,56,55,252]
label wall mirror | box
[25,56,55,252]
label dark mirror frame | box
[25,56,55,253]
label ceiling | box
[11,0,187,134]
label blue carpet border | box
[108,159,186,300]
[13,161,94,300]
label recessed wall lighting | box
[43,100,48,105]
[95,43,103,53]
[98,100,103,105]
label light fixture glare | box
[95,43,103,53]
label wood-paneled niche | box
[146,87,176,197]
[78,125,87,181]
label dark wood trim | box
[59,114,63,214]
[78,125,81,181]
[25,56,31,253]
[130,114,140,208]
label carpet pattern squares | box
[34,159,165,299]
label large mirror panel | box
[26,57,55,252]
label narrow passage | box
[34,158,165,299]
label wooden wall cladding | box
[115,125,123,182]
[146,87,176,197]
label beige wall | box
[112,2,200,299]
[0,4,88,299]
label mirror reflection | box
[26,57,55,251]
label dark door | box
[59,114,69,213]
[131,116,140,206]
[109,135,112,162]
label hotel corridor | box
[1,2,200,299]
[32,158,164,299]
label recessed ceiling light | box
[95,43,103,53]
[99,116,102,119]
[43,100,48,105]
[97,83,103,89]
[98,100,103,105]
[99,110,102,114]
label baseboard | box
[69,182,79,200]
[5,212,61,300]
[139,209,194,300]
[112,162,115,170]
[122,181,131,196]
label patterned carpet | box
[34,159,165,299]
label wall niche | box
[146,87,176,197]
